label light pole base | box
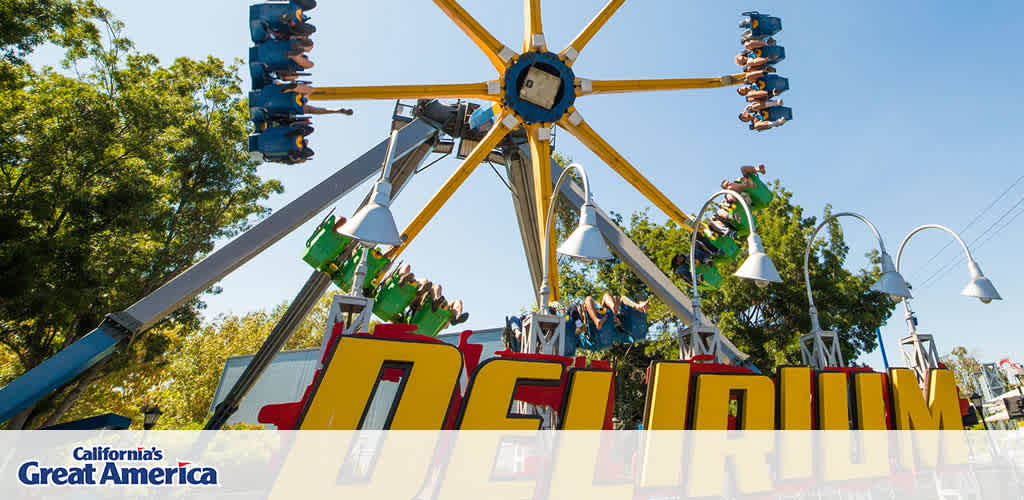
[800,329,845,370]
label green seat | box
[704,229,740,261]
[332,248,391,293]
[373,274,418,322]
[726,204,751,239]
[301,215,353,272]
[745,174,773,210]
[696,263,722,289]
[410,305,452,337]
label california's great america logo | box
[17,446,218,486]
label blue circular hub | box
[503,51,576,125]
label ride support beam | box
[577,74,746,96]
[309,82,500,102]
[122,119,438,332]
[433,0,516,70]
[523,0,545,52]
[389,111,520,260]
[557,110,695,232]
[525,124,558,303]
[546,156,752,366]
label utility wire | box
[909,174,1024,282]
[917,192,1024,289]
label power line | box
[909,174,1024,282]
[917,192,1024,289]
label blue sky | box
[40,1,1024,369]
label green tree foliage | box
[0,0,107,87]
[941,346,986,395]
[61,295,334,429]
[0,16,282,428]
[555,178,896,428]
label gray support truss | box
[122,118,441,333]
[505,148,545,294]
[533,150,751,366]
[203,126,436,429]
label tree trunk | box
[6,406,34,430]
[39,359,110,428]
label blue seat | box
[758,106,792,122]
[250,1,316,43]
[468,104,500,132]
[250,84,306,123]
[752,74,789,95]
[249,40,310,88]
[576,303,648,351]
[248,121,314,164]
[740,11,782,39]
[748,45,785,64]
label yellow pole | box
[526,124,559,302]
[433,0,516,71]
[578,75,746,96]
[560,0,626,65]
[523,0,545,52]
[558,111,695,231]
[388,111,520,260]
[309,82,499,102]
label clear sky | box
[40,0,1024,369]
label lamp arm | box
[538,163,591,308]
[803,212,887,331]
[895,224,976,317]
[895,224,974,273]
[379,129,400,181]
[688,189,755,319]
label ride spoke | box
[557,109,695,231]
[576,75,745,96]
[526,124,559,302]
[388,110,521,260]
[309,82,500,102]
[524,0,546,52]
[433,0,517,71]
[560,0,626,65]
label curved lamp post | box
[801,212,911,370]
[895,224,1001,382]
[526,163,612,357]
[680,189,781,362]
[337,129,404,296]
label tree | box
[0,0,107,88]
[0,18,282,428]
[61,294,336,429]
[556,179,897,428]
[941,346,984,396]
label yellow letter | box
[851,372,888,430]
[816,371,850,430]
[560,368,614,430]
[458,358,563,430]
[642,361,691,430]
[777,366,812,430]
[889,368,963,430]
[692,373,775,430]
[301,336,462,429]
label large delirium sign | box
[283,328,965,431]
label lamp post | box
[970,392,989,430]
[526,163,613,356]
[142,405,162,430]
[801,212,911,370]
[679,189,781,362]
[337,129,404,294]
[895,224,1001,382]
[329,130,405,334]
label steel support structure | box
[0,119,441,424]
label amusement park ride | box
[0,0,804,428]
